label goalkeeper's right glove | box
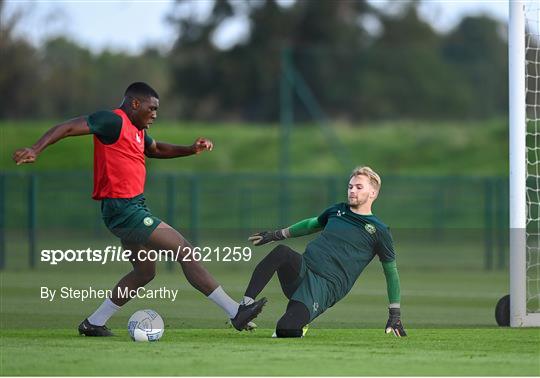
[248,230,286,246]
[385,307,407,337]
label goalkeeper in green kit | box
[243,166,406,337]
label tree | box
[167,0,378,121]
[442,16,508,118]
[0,0,41,118]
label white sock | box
[242,296,255,306]
[208,286,239,318]
[87,298,121,326]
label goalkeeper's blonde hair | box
[349,166,381,191]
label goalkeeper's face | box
[347,175,378,208]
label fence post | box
[190,176,199,245]
[484,178,494,271]
[239,187,251,233]
[279,173,290,227]
[166,175,176,228]
[432,177,446,237]
[0,173,5,270]
[28,174,37,269]
[166,175,176,271]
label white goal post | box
[509,0,540,327]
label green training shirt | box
[304,202,395,303]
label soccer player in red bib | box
[13,82,266,336]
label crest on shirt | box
[143,217,154,227]
[337,210,344,217]
[135,133,142,144]
[365,223,376,234]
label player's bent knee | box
[275,313,305,338]
[272,244,292,258]
[275,328,303,338]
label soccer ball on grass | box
[127,309,164,342]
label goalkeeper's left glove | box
[385,307,407,337]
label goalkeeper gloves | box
[385,307,407,337]
[248,230,286,246]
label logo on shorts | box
[365,223,376,234]
[313,302,319,312]
[143,217,154,227]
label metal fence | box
[0,172,508,270]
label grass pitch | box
[1,328,538,376]
[0,234,538,375]
[1,265,539,376]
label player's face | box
[132,96,159,130]
[347,175,377,208]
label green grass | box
[1,119,508,175]
[1,329,538,376]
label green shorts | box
[290,258,335,322]
[101,194,162,245]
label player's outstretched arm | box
[248,217,322,246]
[382,260,407,337]
[12,117,90,165]
[145,137,213,159]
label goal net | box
[511,0,540,327]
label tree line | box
[0,0,508,122]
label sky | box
[3,0,509,54]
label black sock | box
[244,244,301,299]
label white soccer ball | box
[127,309,164,342]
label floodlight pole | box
[280,47,293,174]
[279,47,294,226]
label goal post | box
[509,0,540,327]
